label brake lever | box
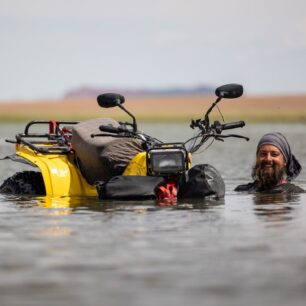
[223,134,249,141]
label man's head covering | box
[256,132,302,181]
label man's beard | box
[252,161,286,190]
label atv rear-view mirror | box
[215,84,243,99]
[97,93,125,108]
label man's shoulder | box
[274,183,305,193]
[234,182,257,192]
[234,181,305,193]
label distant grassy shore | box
[0,95,306,123]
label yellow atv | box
[0,84,248,202]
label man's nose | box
[264,153,273,162]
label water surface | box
[0,122,306,306]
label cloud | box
[1,0,306,99]
[150,29,192,46]
[282,19,306,49]
[1,0,203,21]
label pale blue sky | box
[1,0,306,100]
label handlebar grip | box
[221,121,245,130]
[99,125,121,133]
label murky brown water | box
[0,122,306,306]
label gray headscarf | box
[257,132,302,181]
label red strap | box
[49,120,57,134]
[156,182,177,206]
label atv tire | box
[0,171,46,195]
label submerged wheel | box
[0,171,46,195]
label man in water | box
[235,132,305,193]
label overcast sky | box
[1,0,306,100]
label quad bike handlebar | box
[213,120,245,132]
[98,125,127,134]
[92,83,249,154]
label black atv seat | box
[71,118,143,184]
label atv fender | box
[15,145,97,197]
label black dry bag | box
[179,164,225,199]
[96,175,165,200]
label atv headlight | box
[147,146,188,176]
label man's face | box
[254,144,287,189]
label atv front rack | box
[10,120,79,154]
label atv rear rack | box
[11,120,80,154]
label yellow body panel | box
[123,151,192,175]
[123,152,147,176]
[15,145,190,197]
[16,145,97,197]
